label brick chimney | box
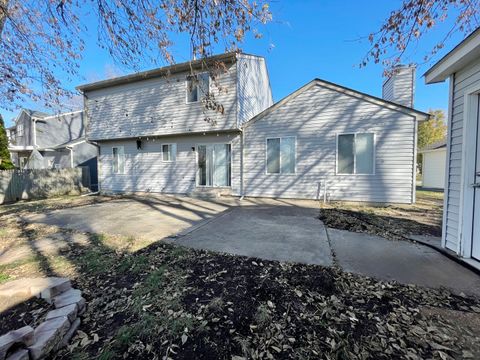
[382,65,416,108]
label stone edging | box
[0,278,86,360]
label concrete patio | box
[19,194,480,297]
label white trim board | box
[458,83,480,258]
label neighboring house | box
[78,52,428,204]
[419,140,446,189]
[7,109,98,190]
[425,27,480,266]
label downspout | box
[240,129,245,200]
[66,146,74,168]
[412,117,418,204]
[32,117,38,149]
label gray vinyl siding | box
[236,55,273,126]
[444,60,480,251]
[243,84,416,203]
[382,67,415,108]
[85,63,238,141]
[12,112,33,147]
[36,112,86,148]
[97,133,241,195]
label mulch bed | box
[0,296,52,334]
[50,243,480,360]
[319,207,441,241]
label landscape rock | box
[0,278,71,303]
[52,289,83,309]
[0,326,34,359]
[45,304,78,323]
[5,349,29,360]
[32,278,71,303]
[55,318,81,351]
[28,317,70,360]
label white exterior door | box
[472,95,480,260]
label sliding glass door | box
[197,144,231,187]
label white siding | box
[98,133,241,195]
[85,62,238,141]
[237,55,273,126]
[243,84,416,203]
[382,66,415,108]
[422,149,446,189]
[444,60,480,251]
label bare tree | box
[362,0,480,73]
[0,0,271,111]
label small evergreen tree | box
[0,114,15,170]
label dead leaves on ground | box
[49,244,480,360]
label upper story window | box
[112,146,125,174]
[266,137,296,174]
[337,133,375,175]
[186,73,210,103]
[17,124,24,137]
[162,143,177,162]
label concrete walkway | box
[328,229,480,297]
[172,205,333,266]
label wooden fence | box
[0,167,90,204]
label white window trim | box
[335,132,376,176]
[17,124,24,137]
[265,136,297,175]
[195,142,233,188]
[112,146,125,175]
[185,72,211,104]
[161,143,177,162]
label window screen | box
[355,133,374,174]
[337,133,374,175]
[267,137,296,174]
[112,146,125,174]
[162,144,176,162]
[186,73,209,103]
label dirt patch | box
[319,191,443,241]
[0,296,52,334]
[33,242,477,360]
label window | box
[162,144,177,162]
[186,73,210,103]
[337,133,374,175]
[266,137,296,174]
[17,124,24,137]
[112,146,125,174]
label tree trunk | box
[0,0,9,36]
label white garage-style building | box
[425,27,480,266]
[419,140,446,189]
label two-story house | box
[7,109,98,189]
[77,53,273,196]
[78,52,429,203]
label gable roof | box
[424,27,480,84]
[76,52,242,92]
[243,78,429,128]
[419,139,447,152]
